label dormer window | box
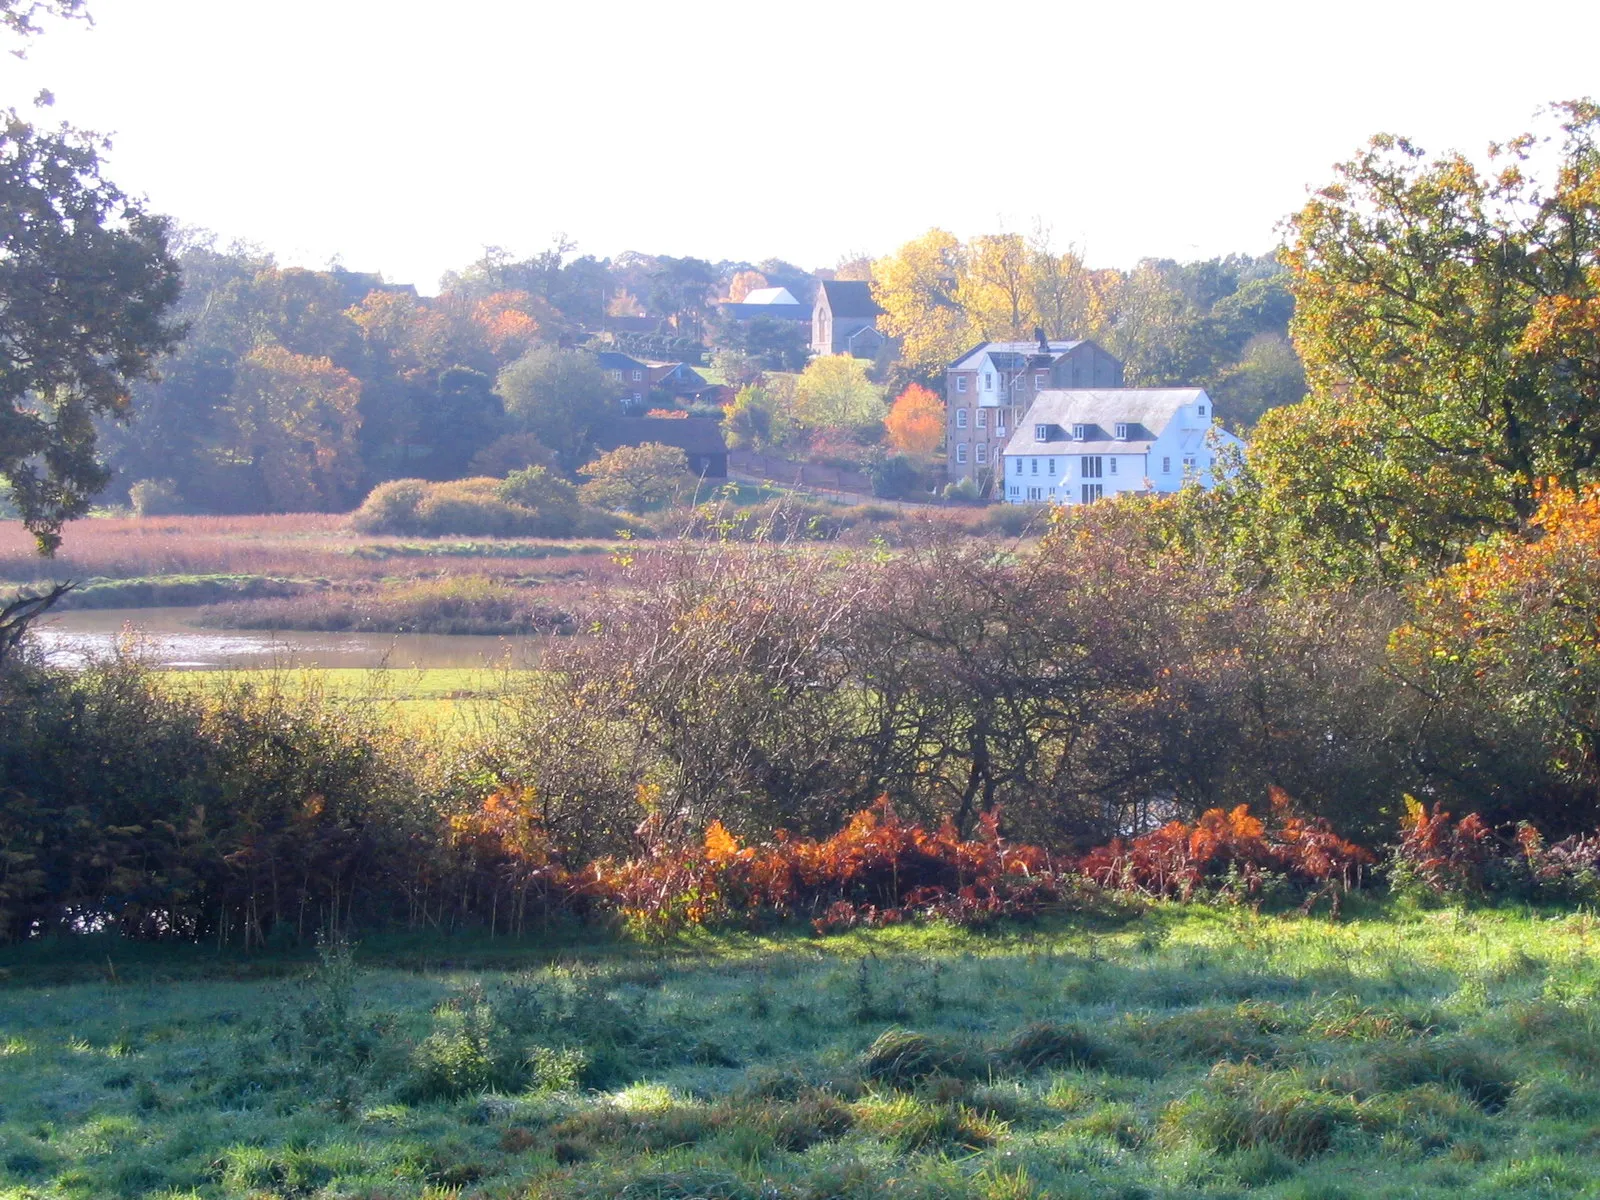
[1034,372,1047,388]
[1197,404,1206,418]
[1072,424,1086,441]
[1114,422,1128,440]
[1033,423,1048,442]
[984,373,993,390]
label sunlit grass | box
[2,904,1600,1197]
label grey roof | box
[1000,389,1208,457]
[596,417,728,457]
[948,340,1083,371]
[719,302,812,322]
[818,279,883,318]
[596,351,648,371]
[740,286,800,305]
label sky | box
[9,0,1600,294]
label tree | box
[960,233,1038,340]
[496,346,615,472]
[727,270,767,302]
[1269,101,1600,577]
[1,112,183,550]
[1028,227,1090,339]
[2,0,85,47]
[1209,333,1304,429]
[226,346,363,510]
[715,316,810,372]
[872,229,972,382]
[884,383,944,457]
[578,442,687,513]
[793,356,885,432]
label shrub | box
[128,478,183,517]
[1080,789,1373,906]
[1387,798,1495,900]
[348,477,431,533]
[869,454,923,500]
[349,476,605,538]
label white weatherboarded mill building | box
[998,389,1241,505]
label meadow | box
[2,903,1599,1200]
[0,515,621,638]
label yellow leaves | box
[1402,794,1424,830]
[703,820,741,866]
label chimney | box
[1034,326,1049,353]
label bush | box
[128,478,183,517]
[349,476,603,538]
[348,478,430,534]
[869,454,923,500]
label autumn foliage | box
[1078,788,1373,904]
[884,383,945,458]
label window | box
[956,408,968,429]
[1014,458,1023,476]
[956,444,968,464]
[1047,458,1056,475]
[1009,483,1020,496]
[1183,455,1196,471]
[1162,456,1171,473]
[1114,422,1128,440]
[1030,458,1039,475]
[632,392,643,402]
[956,376,968,393]
[976,408,987,428]
[1034,423,1048,441]
[1109,457,1118,475]
[1081,456,1103,479]
[984,373,993,390]
[1197,404,1206,417]
[632,370,642,381]
[1035,372,1047,388]
[976,444,988,464]
[995,416,1006,436]
[1081,483,1103,504]
[1072,423,1086,441]
[1028,485,1043,501]
[610,370,622,381]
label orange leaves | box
[1079,794,1372,901]
[884,383,945,458]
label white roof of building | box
[740,287,800,306]
[1000,389,1209,456]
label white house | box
[998,388,1241,505]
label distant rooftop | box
[948,340,1084,371]
[740,286,800,305]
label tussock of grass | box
[3,906,1600,1197]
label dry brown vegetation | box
[0,513,620,586]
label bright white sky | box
[10,0,1600,293]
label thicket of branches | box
[7,490,1594,943]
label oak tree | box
[1,112,182,550]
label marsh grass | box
[3,906,1600,1197]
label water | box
[28,607,539,671]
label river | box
[27,607,539,671]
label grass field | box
[3,903,1599,1198]
[160,667,530,730]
